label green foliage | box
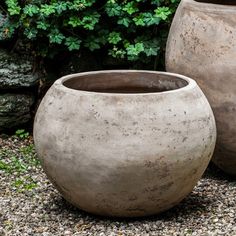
[0,143,40,192]
[0,144,40,175]
[15,129,29,139]
[5,0,21,15]
[12,177,38,192]
[0,0,180,67]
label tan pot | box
[33,70,216,217]
[166,0,236,175]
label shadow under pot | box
[166,0,236,175]
[33,70,216,217]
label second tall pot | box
[166,0,236,175]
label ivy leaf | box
[126,42,144,58]
[81,12,100,30]
[23,5,39,17]
[72,0,96,9]
[133,15,145,26]
[117,17,131,27]
[68,16,81,27]
[85,41,100,50]
[122,2,138,15]
[155,7,172,21]
[6,0,21,15]
[54,2,68,14]
[151,0,161,5]
[69,11,100,30]
[143,12,160,26]
[108,32,122,45]
[65,37,81,51]
[36,21,50,30]
[105,2,122,17]
[144,42,160,56]
[109,46,126,59]
[48,29,65,44]
[24,28,38,39]
[98,29,109,45]
[135,37,160,56]
[85,36,101,51]
[40,4,56,16]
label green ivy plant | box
[0,0,180,67]
[15,129,29,139]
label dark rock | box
[0,49,39,89]
[0,93,34,130]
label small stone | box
[64,230,72,235]
[42,232,51,236]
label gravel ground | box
[1,135,236,236]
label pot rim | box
[53,70,196,96]
[182,0,236,12]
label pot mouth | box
[56,70,195,95]
[194,0,236,5]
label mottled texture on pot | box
[166,0,236,175]
[34,70,216,217]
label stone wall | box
[0,49,39,131]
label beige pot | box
[166,0,236,175]
[34,70,216,217]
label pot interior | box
[194,0,236,5]
[63,71,188,94]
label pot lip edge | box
[182,0,236,11]
[52,70,197,96]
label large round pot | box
[34,70,216,217]
[166,0,236,175]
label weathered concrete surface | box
[0,49,39,89]
[0,93,34,129]
[166,0,236,175]
[34,70,216,217]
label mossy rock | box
[0,49,39,89]
[0,93,34,130]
